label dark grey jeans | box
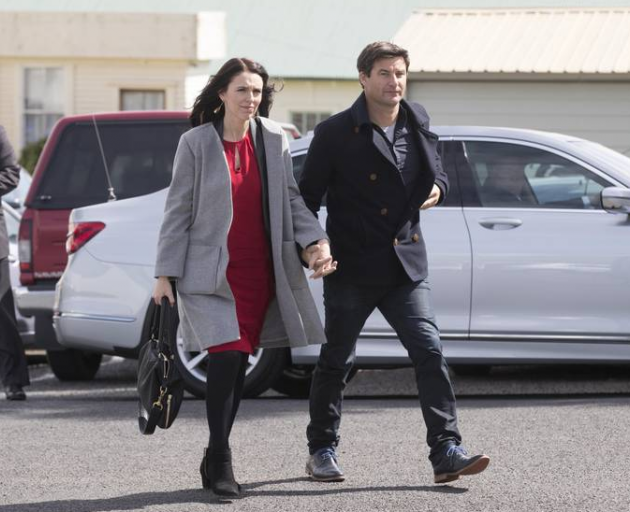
[307,277,461,462]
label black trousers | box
[307,277,461,463]
[0,257,29,388]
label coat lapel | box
[250,118,271,236]
[394,101,441,234]
[259,120,284,238]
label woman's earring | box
[213,101,224,114]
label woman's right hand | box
[152,276,176,306]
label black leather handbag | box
[137,295,185,435]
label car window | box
[292,150,328,207]
[33,120,190,209]
[438,141,460,207]
[462,141,610,209]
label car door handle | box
[478,217,523,230]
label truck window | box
[32,120,190,209]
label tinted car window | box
[462,141,610,209]
[33,120,190,209]
[438,141,460,207]
[292,150,328,207]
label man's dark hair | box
[356,41,410,76]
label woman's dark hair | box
[356,41,410,77]
[190,57,275,127]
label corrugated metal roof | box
[394,8,630,74]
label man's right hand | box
[152,276,175,306]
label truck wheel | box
[46,349,102,381]
[172,333,288,399]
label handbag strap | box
[156,280,176,354]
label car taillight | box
[18,213,33,285]
[66,221,105,255]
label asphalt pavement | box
[1,358,629,512]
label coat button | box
[412,234,419,243]
[369,173,377,181]
[380,208,388,216]
[393,238,399,246]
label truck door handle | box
[478,217,523,230]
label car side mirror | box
[601,187,630,214]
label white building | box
[0,11,224,149]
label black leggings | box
[205,350,248,453]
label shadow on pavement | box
[242,476,468,496]
[0,480,467,511]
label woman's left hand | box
[301,239,338,279]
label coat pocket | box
[281,241,308,290]
[178,244,221,295]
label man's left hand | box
[420,184,441,210]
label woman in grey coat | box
[152,58,336,497]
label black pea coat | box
[299,94,449,285]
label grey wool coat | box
[154,117,328,352]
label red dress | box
[207,130,274,354]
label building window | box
[120,90,166,111]
[290,111,331,134]
[23,67,64,145]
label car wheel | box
[46,349,102,381]
[271,359,358,399]
[450,364,492,377]
[172,331,288,399]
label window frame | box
[22,66,65,145]
[290,111,332,135]
[119,89,166,111]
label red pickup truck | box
[15,111,191,380]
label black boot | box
[205,449,240,497]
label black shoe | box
[201,449,240,497]
[5,384,26,401]
[432,445,490,484]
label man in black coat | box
[299,42,489,484]
[0,125,29,400]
